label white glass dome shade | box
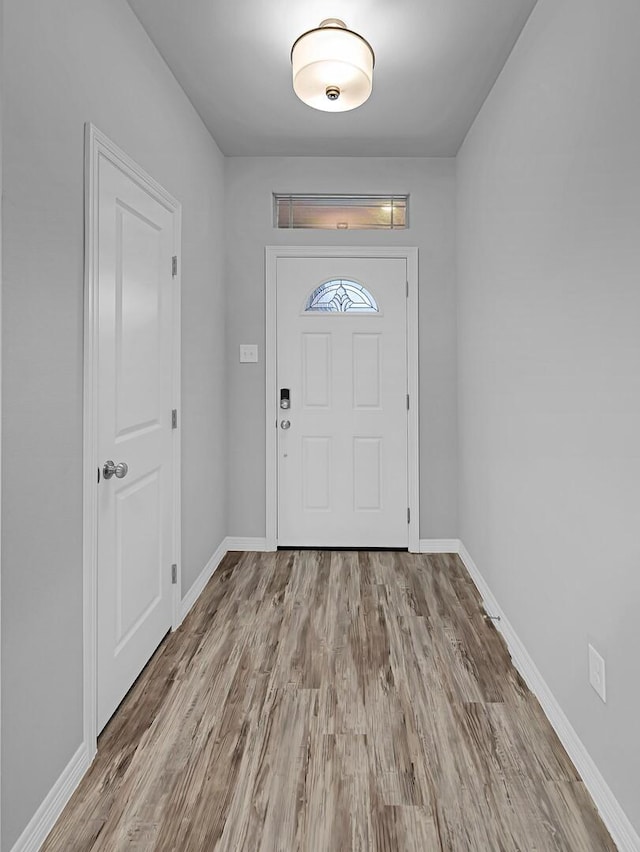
[291,19,375,112]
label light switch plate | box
[239,344,258,363]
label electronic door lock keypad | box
[280,388,291,409]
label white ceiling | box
[127,0,539,157]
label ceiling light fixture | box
[291,19,375,113]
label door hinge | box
[171,563,178,584]
[407,394,410,410]
[172,255,178,278]
[172,409,178,429]
[406,280,409,298]
[407,507,411,524]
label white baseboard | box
[178,537,228,625]
[10,742,91,852]
[458,542,640,852]
[225,536,268,552]
[419,538,461,553]
[229,538,459,554]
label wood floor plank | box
[42,551,616,851]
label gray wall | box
[225,157,458,541]
[457,0,640,835]
[0,3,3,846]
[1,0,227,847]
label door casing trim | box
[83,124,182,754]
[265,246,419,552]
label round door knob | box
[103,460,129,480]
[280,420,291,430]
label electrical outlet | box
[588,643,607,703]
[239,344,258,363]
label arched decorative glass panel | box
[305,279,379,313]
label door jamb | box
[83,124,182,753]
[265,246,420,552]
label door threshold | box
[277,546,409,552]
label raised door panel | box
[302,333,332,409]
[352,333,382,409]
[115,205,163,438]
[114,471,162,652]
[353,437,382,511]
[302,437,332,511]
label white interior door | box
[96,154,177,732]
[276,256,408,547]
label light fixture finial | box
[319,18,347,29]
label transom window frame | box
[273,194,409,231]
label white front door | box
[96,152,178,732]
[276,256,408,547]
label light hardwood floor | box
[43,551,615,851]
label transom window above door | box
[304,279,379,313]
[274,194,408,230]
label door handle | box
[280,420,291,430]
[103,460,129,480]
